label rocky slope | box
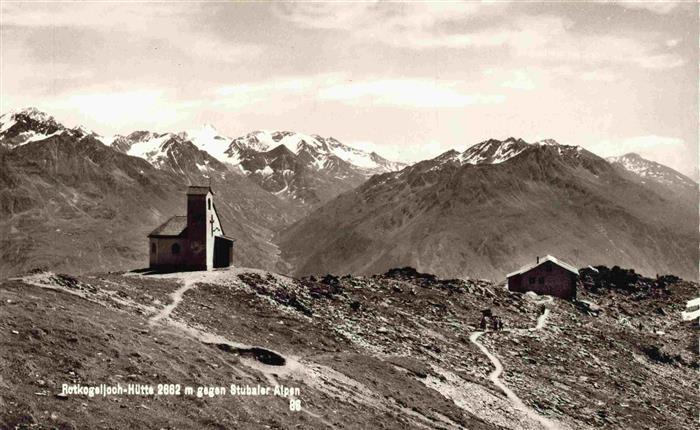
[279,138,698,281]
[0,265,695,429]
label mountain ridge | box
[0,107,696,281]
[278,139,698,281]
[0,107,407,207]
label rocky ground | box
[0,266,696,429]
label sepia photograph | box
[0,1,697,429]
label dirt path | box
[149,278,197,325]
[534,308,550,330]
[469,297,563,430]
[141,270,459,429]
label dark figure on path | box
[492,316,505,331]
[479,315,489,330]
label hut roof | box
[148,216,187,238]
[506,255,578,278]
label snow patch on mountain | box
[225,130,404,174]
[459,138,528,165]
[427,138,586,171]
[0,107,114,151]
[607,153,695,186]
[607,153,650,177]
[255,165,275,177]
[0,115,17,134]
[27,130,65,143]
[125,132,177,166]
[1,108,406,178]
[185,124,232,162]
[2,107,52,125]
[228,131,276,153]
[325,137,379,169]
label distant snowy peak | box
[429,137,586,169]
[228,130,328,156]
[110,129,227,177]
[0,107,105,148]
[183,124,232,162]
[109,131,184,167]
[369,151,407,172]
[225,130,405,174]
[0,107,406,176]
[607,153,695,187]
[536,138,561,146]
[227,131,276,154]
[0,107,66,147]
[606,153,651,176]
[1,107,54,126]
[459,138,529,165]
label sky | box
[1,1,697,177]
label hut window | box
[151,243,156,253]
[171,243,181,255]
[538,277,544,284]
[208,198,211,210]
[529,277,536,284]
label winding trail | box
[15,269,466,429]
[143,271,444,429]
[469,297,561,430]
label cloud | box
[579,70,618,82]
[213,75,344,109]
[276,3,685,71]
[276,2,486,33]
[487,66,618,87]
[1,2,260,65]
[276,2,523,50]
[520,28,686,70]
[590,135,684,154]
[216,77,317,98]
[634,53,686,70]
[318,79,505,108]
[215,75,505,110]
[490,70,537,90]
[616,2,681,15]
[40,89,197,132]
[1,2,184,30]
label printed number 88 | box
[289,399,301,411]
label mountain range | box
[107,127,406,205]
[0,107,697,281]
[0,108,403,277]
[279,137,698,281]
